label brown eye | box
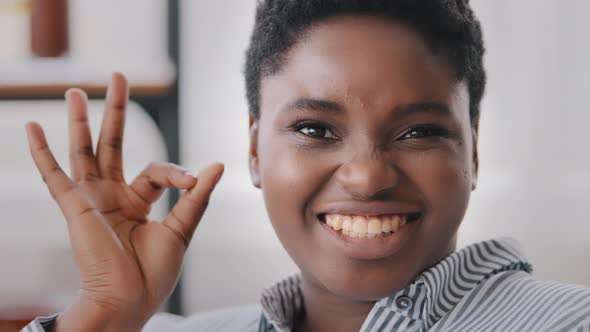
[300,126,330,138]
[401,125,448,140]
[294,121,338,140]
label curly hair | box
[244,0,486,125]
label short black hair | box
[244,0,486,125]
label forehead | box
[260,15,467,118]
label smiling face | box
[249,16,478,301]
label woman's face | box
[250,16,477,300]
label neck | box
[297,276,375,332]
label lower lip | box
[318,217,420,260]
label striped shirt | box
[23,238,590,331]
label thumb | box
[162,163,224,247]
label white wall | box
[462,0,590,286]
[179,0,298,314]
[179,0,590,314]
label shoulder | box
[143,304,262,332]
[485,270,590,304]
[462,270,590,330]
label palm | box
[25,73,223,323]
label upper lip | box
[316,201,423,217]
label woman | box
[23,1,590,331]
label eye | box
[400,125,449,140]
[294,121,338,140]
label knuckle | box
[55,185,78,204]
[183,194,201,206]
[80,173,100,182]
[38,144,49,151]
[70,147,94,160]
[99,138,122,151]
[167,212,189,247]
[78,146,94,158]
[34,144,50,154]
[137,173,161,191]
[146,161,164,172]
[104,165,124,179]
[149,180,162,191]
[47,163,62,175]
[110,101,126,113]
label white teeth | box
[342,216,353,233]
[326,214,343,230]
[382,217,393,233]
[391,215,400,232]
[352,216,368,234]
[332,216,343,231]
[326,215,335,227]
[324,213,415,238]
[368,217,382,235]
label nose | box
[335,152,398,200]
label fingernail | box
[64,89,73,101]
[105,84,112,99]
[175,171,196,184]
[24,123,32,138]
[171,171,185,182]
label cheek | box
[258,138,333,238]
[406,149,472,235]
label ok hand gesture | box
[25,73,223,331]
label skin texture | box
[249,16,478,332]
[25,74,224,332]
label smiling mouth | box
[318,213,421,239]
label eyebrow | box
[283,98,343,113]
[394,102,452,117]
[283,98,451,117]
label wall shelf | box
[0,57,176,97]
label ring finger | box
[67,89,99,181]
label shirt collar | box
[259,237,532,332]
[417,237,532,327]
[260,274,304,332]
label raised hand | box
[25,73,223,331]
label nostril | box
[335,154,399,200]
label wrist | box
[54,296,144,332]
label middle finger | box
[96,72,129,181]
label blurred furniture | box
[0,58,175,96]
[30,0,69,57]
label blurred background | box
[0,0,589,329]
